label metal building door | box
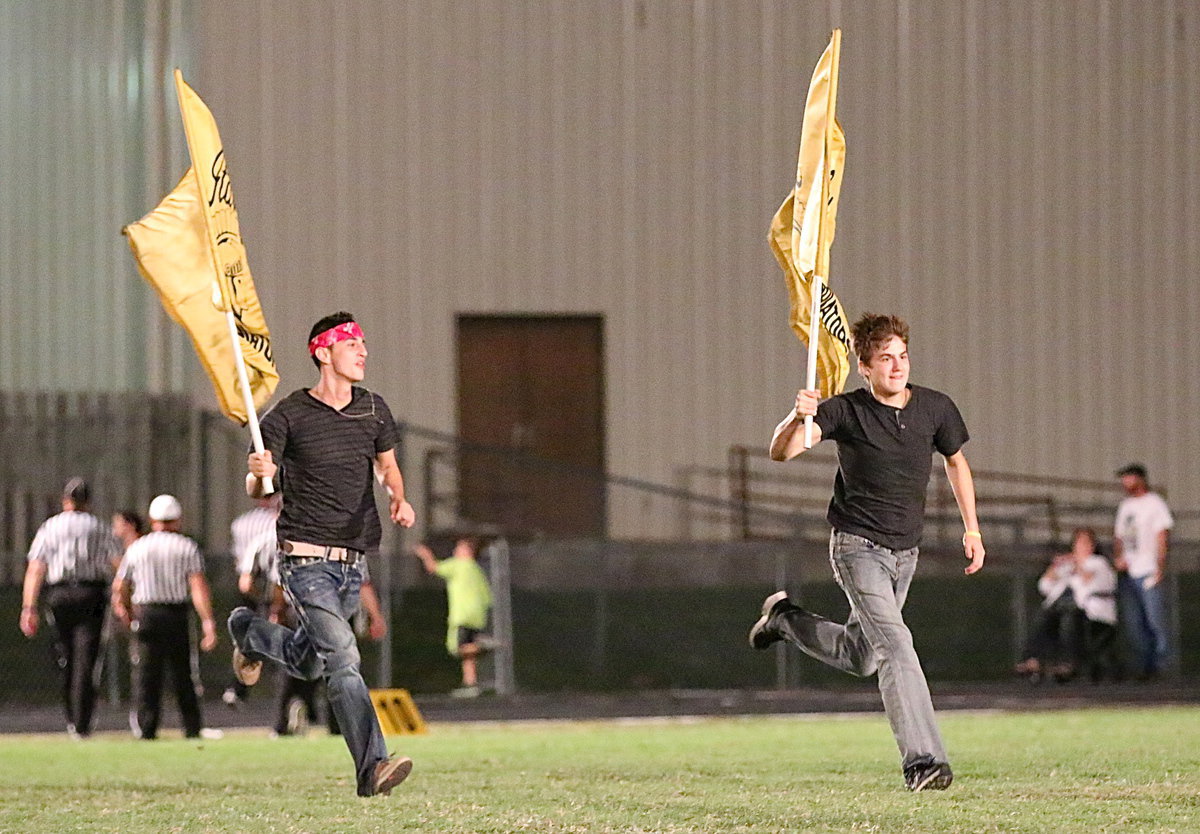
[456,315,606,537]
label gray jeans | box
[775,530,947,768]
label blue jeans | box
[1119,573,1169,675]
[774,531,947,769]
[233,559,386,796]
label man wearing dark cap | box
[229,311,416,797]
[1113,464,1173,679]
[19,478,120,738]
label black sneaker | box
[905,761,953,792]
[748,591,793,650]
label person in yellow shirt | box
[412,536,492,697]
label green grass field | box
[1,707,1197,833]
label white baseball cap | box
[148,494,182,522]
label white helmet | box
[148,494,182,522]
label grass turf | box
[0,707,1197,833]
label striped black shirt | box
[117,531,204,604]
[258,387,397,552]
[231,506,278,575]
[27,511,118,585]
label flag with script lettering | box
[768,29,851,399]
[123,70,277,424]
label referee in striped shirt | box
[112,494,217,740]
[20,477,120,738]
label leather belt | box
[282,540,362,564]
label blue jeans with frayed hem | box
[231,559,386,796]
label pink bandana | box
[308,321,364,356]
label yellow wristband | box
[963,531,982,539]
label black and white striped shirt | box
[231,506,278,575]
[117,531,204,604]
[27,511,118,585]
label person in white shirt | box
[1112,463,1173,680]
[1014,527,1117,682]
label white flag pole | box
[803,276,822,449]
[803,28,841,450]
[223,306,273,494]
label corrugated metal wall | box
[0,0,195,393]
[191,0,1199,504]
[4,2,1198,515]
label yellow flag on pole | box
[768,29,852,399]
[122,71,277,424]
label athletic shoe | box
[372,754,414,796]
[905,761,953,792]
[227,607,263,686]
[748,590,793,650]
[232,645,262,686]
[451,685,482,698]
[198,728,224,740]
[286,698,309,736]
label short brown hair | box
[1071,527,1097,549]
[851,313,909,364]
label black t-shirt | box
[258,387,398,552]
[814,384,969,550]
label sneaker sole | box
[374,756,414,796]
[910,765,953,792]
[232,647,262,686]
[748,590,790,650]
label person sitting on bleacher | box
[1014,527,1118,683]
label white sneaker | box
[199,728,224,740]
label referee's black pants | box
[132,604,202,739]
[45,583,108,736]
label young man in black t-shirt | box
[228,311,416,798]
[749,313,985,793]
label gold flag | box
[122,71,277,424]
[769,29,852,398]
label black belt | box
[47,580,108,589]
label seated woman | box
[1015,527,1117,682]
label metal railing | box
[694,445,1199,569]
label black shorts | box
[456,627,481,650]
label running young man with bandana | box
[228,311,416,797]
[749,313,985,793]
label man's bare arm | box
[375,448,415,527]
[19,560,47,637]
[188,574,218,652]
[247,451,277,498]
[769,389,822,461]
[943,450,985,575]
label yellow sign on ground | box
[369,689,428,735]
